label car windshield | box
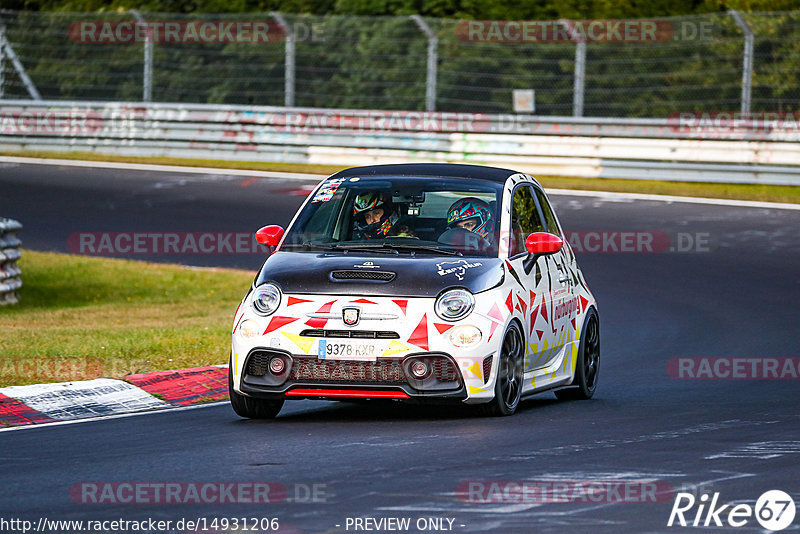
[281,176,504,257]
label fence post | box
[0,21,41,100]
[130,10,153,102]
[560,19,586,117]
[271,12,295,107]
[729,10,753,115]
[410,15,438,112]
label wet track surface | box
[1,162,799,533]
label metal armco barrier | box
[1,100,799,185]
[0,218,22,305]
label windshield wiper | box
[343,242,463,256]
[283,242,343,251]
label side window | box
[510,186,546,256]
[534,188,562,237]
[300,190,345,242]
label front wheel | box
[479,323,524,416]
[555,308,599,400]
[229,360,284,419]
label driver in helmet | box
[446,197,494,240]
[352,192,400,240]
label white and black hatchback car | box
[230,164,599,417]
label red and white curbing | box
[0,366,229,428]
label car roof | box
[328,163,521,184]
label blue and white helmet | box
[447,198,493,238]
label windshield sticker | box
[436,259,483,280]
[311,179,345,203]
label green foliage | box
[6,0,775,16]
[0,250,253,385]
[2,4,798,116]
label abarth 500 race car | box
[230,164,599,417]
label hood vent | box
[330,270,396,282]
[301,329,399,339]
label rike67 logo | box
[668,490,795,531]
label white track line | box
[3,155,799,211]
[0,156,327,180]
[547,188,800,211]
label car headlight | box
[435,289,474,321]
[449,325,482,347]
[252,283,281,316]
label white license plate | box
[317,339,386,361]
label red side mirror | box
[525,232,564,255]
[255,225,284,246]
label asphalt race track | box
[1,161,799,533]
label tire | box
[555,308,599,400]
[479,322,524,416]
[228,359,284,419]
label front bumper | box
[238,348,469,404]
[231,291,509,404]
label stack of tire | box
[0,218,22,306]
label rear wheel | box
[479,323,524,416]
[555,308,599,400]
[229,359,284,419]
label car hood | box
[255,252,505,297]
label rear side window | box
[510,185,546,256]
[534,188,562,237]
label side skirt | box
[522,339,580,395]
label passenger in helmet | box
[446,197,493,238]
[352,192,400,240]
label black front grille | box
[246,352,271,376]
[331,270,395,281]
[246,350,462,390]
[482,355,493,383]
[300,329,399,339]
[428,357,461,382]
[287,356,461,384]
[290,357,406,383]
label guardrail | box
[1,100,799,184]
[0,218,22,306]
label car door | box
[532,186,578,368]
[506,184,560,372]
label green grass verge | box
[2,149,799,204]
[0,250,253,386]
